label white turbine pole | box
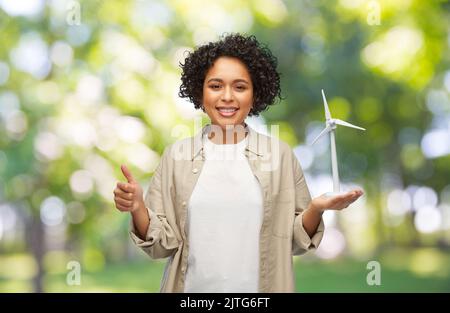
[329,129,340,193]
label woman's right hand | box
[114,164,145,213]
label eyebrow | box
[206,78,249,84]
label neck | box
[208,122,248,145]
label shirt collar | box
[191,122,264,161]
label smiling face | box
[202,56,254,132]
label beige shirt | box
[129,123,325,292]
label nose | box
[221,85,233,102]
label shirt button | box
[192,168,198,174]
[182,201,187,207]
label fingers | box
[115,197,133,207]
[113,186,134,212]
[329,190,363,210]
[116,182,134,193]
[351,189,364,196]
[116,202,132,212]
[121,164,136,184]
[114,184,134,199]
[342,189,364,201]
[340,191,363,208]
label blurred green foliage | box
[0,0,449,292]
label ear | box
[199,93,206,112]
[200,103,206,112]
[249,101,255,115]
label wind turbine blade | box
[334,119,366,131]
[321,89,332,120]
[311,125,331,145]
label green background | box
[0,0,449,292]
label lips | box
[216,107,239,117]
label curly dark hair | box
[178,33,282,116]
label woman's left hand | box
[310,189,364,213]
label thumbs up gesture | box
[113,164,144,213]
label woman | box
[113,34,363,292]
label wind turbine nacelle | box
[327,119,337,130]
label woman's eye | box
[210,84,221,90]
[236,85,246,91]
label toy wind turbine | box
[311,89,366,195]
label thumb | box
[121,164,136,183]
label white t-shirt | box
[183,134,264,293]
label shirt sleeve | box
[291,152,325,256]
[129,145,180,259]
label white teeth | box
[218,108,237,112]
